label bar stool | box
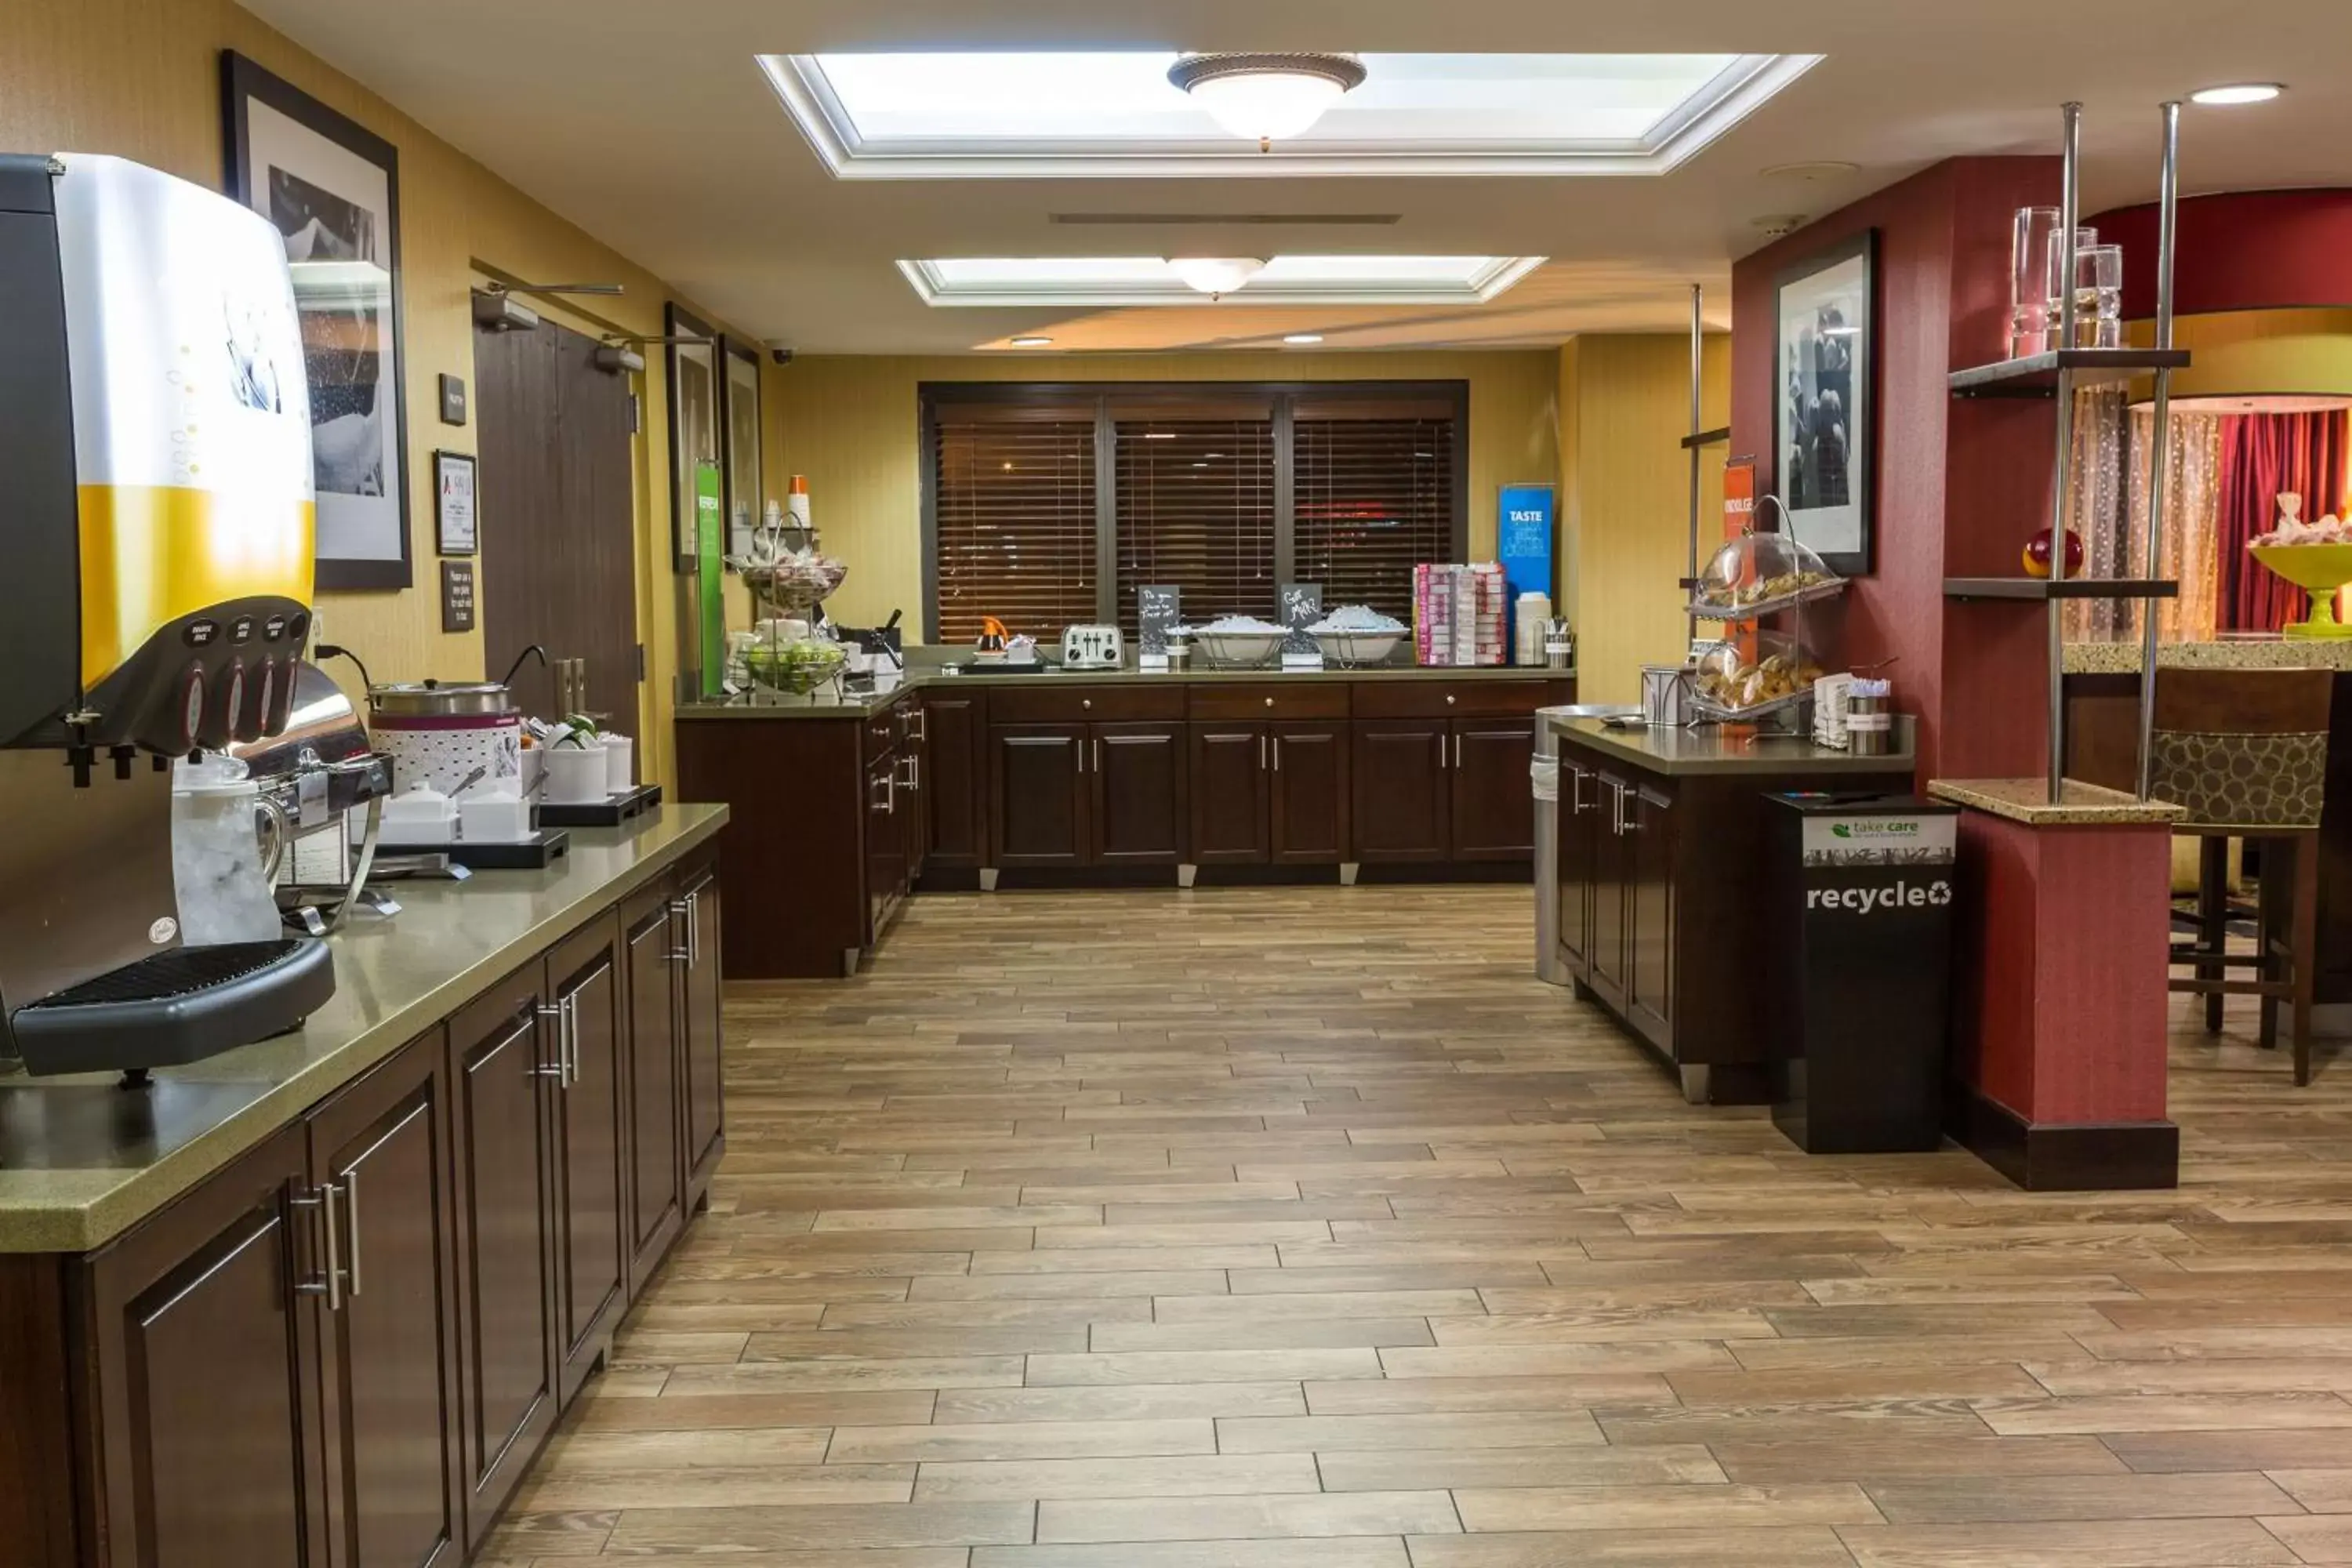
[2154,668,2334,1084]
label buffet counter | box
[0,805,728,1568]
[678,669,1576,978]
[1549,717,1918,1104]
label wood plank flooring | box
[493,885,2352,1566]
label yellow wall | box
[1557,335,1732,705]
[4,0,774,789]
[768,351,1563,632]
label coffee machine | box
[0,152,336,1078]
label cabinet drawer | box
[987,684,1183,724]
[1188,683,1350,720]
[1352,679,1555,718]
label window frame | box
[920,379,1468,642]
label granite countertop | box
[2065,639,2352,674]
[1927,777,2188,826]
[1549,716,1917,779]
[0,804,728,1255]
[679,662,1578,720]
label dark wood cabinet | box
[546,919,626,1405]
[1269,723,1348,865]
[679,868,725,1201]
[864,751,904,938]
[622,887,684,1294]
[1090,723,1186,865]
[85,1123,325,1568]
[1588,771,1637,1008]
[1189,724,1269,865]
[447,974,557,1551]
[307,1032,464,1568]
[1625,782,1677,1043]
[24,847,726,1568]
[921,691,987,871]
[1352,720,1450,862]
[991,724,1088,867]
[1450,719,1537,861]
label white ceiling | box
[236,0,2352,354]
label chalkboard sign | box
[1138,585,1181,655]
[1279,583,1323,655]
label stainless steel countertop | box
[1549,716,1917,779]
[0,804,728,1254]
[679,663,1577,721]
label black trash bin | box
[1767,793,1959,1154]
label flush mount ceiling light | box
[1283,333,1326,345]
[1165,52,1367,149]
[763,53,1820,180]
[2190,82,2284,105]
[1167,256,1268,296]
[1008,335,1054,347]
[899,255,1545,307]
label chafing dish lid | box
[367,680,516,717]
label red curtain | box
[2215,410,2350,632]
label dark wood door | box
[921,691,987,870]
[680,869,726,1197]
[307,1032,463,1568]
[1351,720,1449,863]
[85,1124,325,1568]
[1270,722,1348,865]
[1626,782,1678,1042]
[547,919,626,1403]
[990,724,1088,867]
[446,975,557,1550]
[1450,719,1537,861]
[1588,772,1634,1007]
[1557,754,1601,975]
[623,886,684,1293]
[1091,723,1186,865]
[1189,724,1268,866]
[475,314,637,726]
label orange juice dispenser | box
[0,152,334,1078]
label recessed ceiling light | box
[1283,333,1326,345]
[1759,160,1859,180]
[902,256,1543,307]
[1167,52,1367,147]
[1009,335,1054,347]
[2190,82,2283,105]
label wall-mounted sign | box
[440,560,474,633]
[434,449,476,556]
[438,372,467,426]
[1725,456,1756,542]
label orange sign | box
[1723,456,1756,543]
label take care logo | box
[1807,879,1954,913]
[1828,819,1922,840]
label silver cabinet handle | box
[1075,738,1084,775]
[1272,735,1282,772]
[1259,734,1268,771]
[909,708,927,742]
[533,1004,566,1080]
[343,1170,362,1299]
[291,1184,339,1310]
[1094,737,1102,774]
[1569,767,1591,814]
[666,898,692,964]
[898,756,918,789]
[1436,731,1446,770]
[1455,734,1463,768]
[1445,693,1457,706]
[1621,792,1643,835]
[563,990,580,1088]
[688,890,702,967]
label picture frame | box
[222,50,413,591]
[665,302,720,570]
[721,336,764,562]
[434,449,477,556]
[1774,228,1877,576]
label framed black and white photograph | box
[223,50,412,590]
[722,337,764,562]
[1775,229,1876,575]
[666,303,720,570]
[434,449,476,556]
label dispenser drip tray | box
[10,937,336,1078]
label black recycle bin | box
[1767,793,1958,1154]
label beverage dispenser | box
[0,152,335,1078]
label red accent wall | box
[2093,189,2352,319]
[1731,158,2060,781]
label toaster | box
[1059,625,1124,670]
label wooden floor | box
[495,884,2352,1567]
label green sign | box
[695,460,725,698]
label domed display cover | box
[1688,630,1827,720]
[1689,532,1845,620]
